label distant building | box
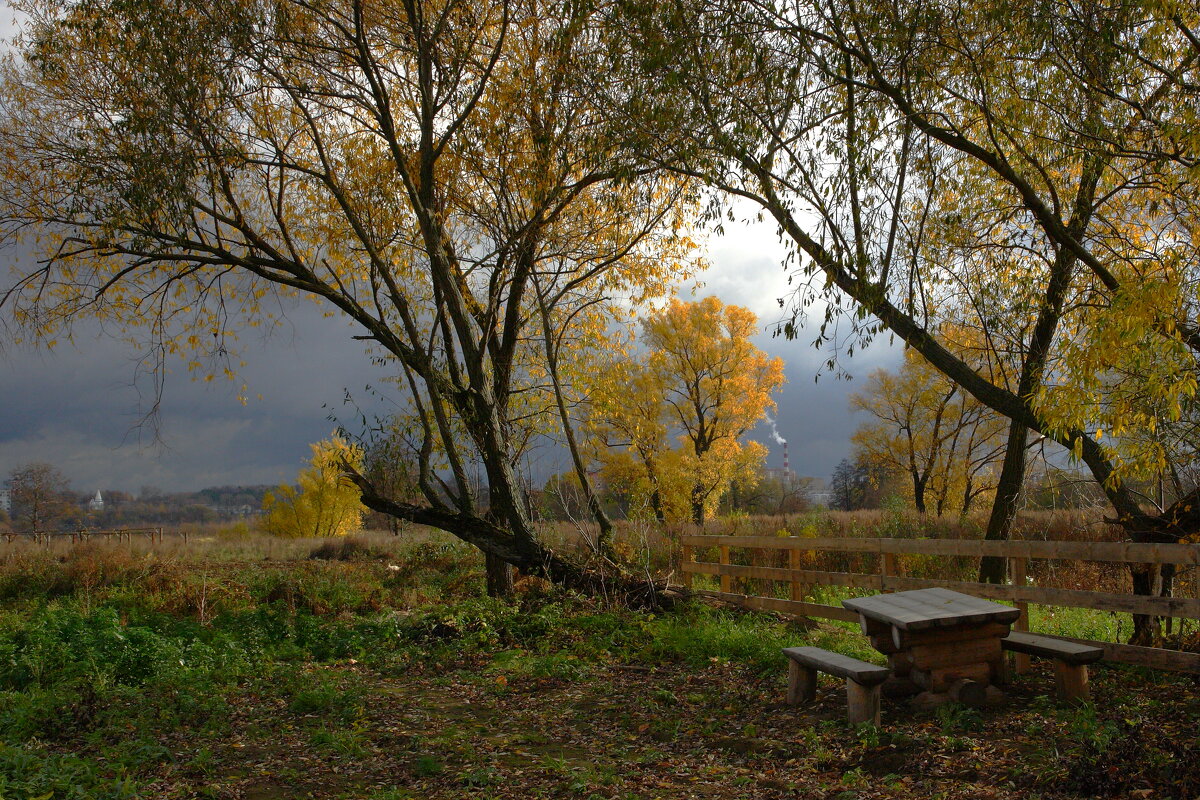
[763,466,800,488]
[87,490,104,511]
[801,477,833,508]
[0,485,9,515]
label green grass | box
[1,521,1197,799]
[1027,604,1125,642]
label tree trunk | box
[979,419,1030,583]
[485,551,515,598]
[650,489,666,523]
[535,287,616,557]
[691,485,706,526]
[1100,484,1200,644]
[344,464,679,609]
[912,474,927,513]
[1128,565,1160,646]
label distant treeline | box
[89,485,275,527]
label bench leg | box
[787,661,817,705]
[1054,662,1089,703]
[846,680,881,726]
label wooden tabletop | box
[842,587,1021,632]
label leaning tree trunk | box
[484,482,517,598]
[342,463,680,609]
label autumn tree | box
[590,297,785,524]
[262,435,367,538]
[6,462,75,533]
[0,0,697,604]
[588,358,674,521]
[851,349,1006,515]
[613,0,1200,640]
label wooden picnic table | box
[843,587,1021,707]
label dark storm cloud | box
[0,283,897,493]
[0,298,396,493]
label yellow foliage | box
[262,435,366,538]
[590,297,784,523]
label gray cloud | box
[684,205,903,481]
[0,298,395,493]
[750,324,900,482]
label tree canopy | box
[0,0,700,602]
[610,0,1200,555]
[262,435,367,538]
[851,347,1006,516]
[589,297,785,524]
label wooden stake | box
[881,549,898,592]
[719,545,732,594]
[1010,556,1031,675]
[681,543,693,589]
[789,548,803,601]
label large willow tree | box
[612,0,1200,637]
[611,1,1200,528]
[0,0,698,603]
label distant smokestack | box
[784,441,789,472]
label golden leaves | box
[588,297,785,523]
[261,434,366,538]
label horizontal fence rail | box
[681,535,1200,565]
[3,527,167,544]
[680,535,1200,674]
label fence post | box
[1010,556,1031,675]
[681,542,693,589]
[880,539,897,592]
[719,543,732,594]
[789,545,803,602]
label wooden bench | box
[1001,632,1103,703]
[782,646,890,725]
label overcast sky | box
[0,7,899,495]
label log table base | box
[845,588,1021,710]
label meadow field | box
[1,513,1198,799]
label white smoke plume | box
[764,412,787,446]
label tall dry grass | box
[2,508,1186,602]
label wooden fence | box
[2,527,167,545]
[681,534,1200,674]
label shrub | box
[308,536,389,562]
